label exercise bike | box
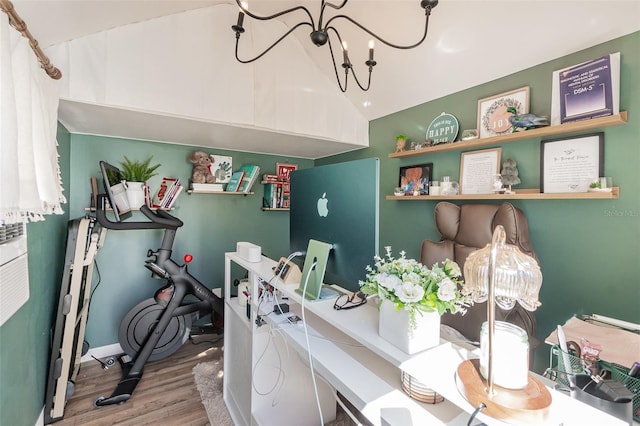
[94,193,224,406]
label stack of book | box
[151,177,183,208]
[190,182,224,192]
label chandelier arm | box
[235,21,313,64]
[235,0,315,26]
[323,11,433,50]
[327,26,370,91]
[319,0,348,31]
[326,36,348,93]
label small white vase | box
[125,181,146,209]
[378,300,441,354]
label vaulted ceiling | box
[11,0,640,158]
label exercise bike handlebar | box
[96,194,183,230]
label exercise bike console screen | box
[99,160,132,222]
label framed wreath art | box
[477,86,530,138]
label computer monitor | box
[290,158,380,293]
[99,160,132,221]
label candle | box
[480,321,529,389]
[368,40,375,61]
[237,2,248,27]
[342,41,349,64]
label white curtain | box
[0,14,65,224]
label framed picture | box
[477,86,530,138]
[459,148,502,195]
[399,163,433,195]
[540,132,604,193]
[276,163,298,180]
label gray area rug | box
[192,360,234,425]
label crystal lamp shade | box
[463,228,542,311]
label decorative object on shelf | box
[393,187,405,196]
[461,129,478,141]
[541,132,604,194]
[506,107,549,131]
[457,225,550,423]
[231,0,439,92]
[395,134,408,153]
[188,151,216,184]
[359,247,471,354]
[477,86,530,138]
[440,176,459,195]
[210,154,233,183]
[551,52,620,125]
[588,177,613,193]
[492,174,504,194]
[425,112,459,145]
[119,156,161,209]
[501,158,521,194]
[399,163,432,195]
[459,148,502,195]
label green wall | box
[320,32,640,372]
[0,125,71,426]
[1,31,637,426]
[68,136,313,347]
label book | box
[238,164,261,193]
[209,154,233,183]
[164,184,183,208]
[160,178,181,208]
[152,177,179,208]
[191,182,224,192]
[226,170,245,192]
[551,52,620,125]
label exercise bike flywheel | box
[119,298,192,362]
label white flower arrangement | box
[359,247,472,330]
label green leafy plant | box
[119,156,161,182]
[359,247,472,330]
[589,181,601,188]
[395,134,408,141]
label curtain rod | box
[0,0,61,80]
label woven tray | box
[401,371,444,404]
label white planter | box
[125,181,146,209]
[378,300,441,354]
[110,182,131,212]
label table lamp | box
[456,225,552,423]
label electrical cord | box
[467,402,487,426]
[300,260,324,425]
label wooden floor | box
[53,334,223,426]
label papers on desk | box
[545,316,640,368]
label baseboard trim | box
[35,407,44,426]
[80,343,123,363]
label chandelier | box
[231,0,439,92]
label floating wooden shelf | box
[389,112,628,158]
[187,190,253,195]
[386,187,619,201]
[261,208,290,211]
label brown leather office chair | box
[421,201,539,346]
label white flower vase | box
[378,300,441,354]
[125,181,146,209]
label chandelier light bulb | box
[368,40,375,61]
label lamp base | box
[456,359,552,424]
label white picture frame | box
[459,148,502,194]
[477,87,530,138]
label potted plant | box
[395,134,408,153]
[119,156,161,208]
[359,247,471,354]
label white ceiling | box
[9,0,640,157]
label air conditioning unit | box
[0,223,29,327]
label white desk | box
[223,251,628,426]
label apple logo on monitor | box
[317,192,329,217]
